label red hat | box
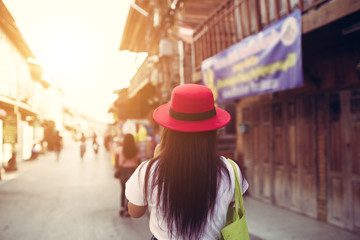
[153,84,231,132]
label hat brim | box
[153,103,231,132]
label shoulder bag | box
[221,159,250,240]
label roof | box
[119,1,158,53]
[0,0,35,58]
[175,0,225,29]
[119,0,225,52]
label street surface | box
[3,142,358,240]
[0,143,152,240]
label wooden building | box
[119,0,360,233]
[192,0,360,233]
[0,1,64,164]
[236,13,360,232]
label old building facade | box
[119,0,360,233]
[0,1,64,170]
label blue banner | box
[201,9,303,102]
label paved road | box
[0,143,152,240]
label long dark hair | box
[122,133,138,159]
[144,128,230,239]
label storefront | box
[0,97,39,167]
[118,0,360,233]
[238,12,360,233]
[200,6,360,233]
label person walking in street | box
[80,133,86,160]
[116,133,139,217]
[92,132,99,154]
[54,131,62,161]
[125,84,248,240]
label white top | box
[125,156,248,240]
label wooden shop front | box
[236,14,360,232]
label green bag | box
[221,159,250,240]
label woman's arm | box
[128,202,147,218]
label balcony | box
[191,0,359,75]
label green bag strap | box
[227,159,245,221]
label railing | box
[192,0,328,73]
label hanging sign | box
[202,9,303,102]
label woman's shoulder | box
[219,156,242,170]
[138,159,159,172]
[219,156,236,170]
[219,156,249,194]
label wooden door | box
[251,106,261,198]
[285,101,300,212]
[241,107,252,188]
[348,90,360,233]
[327,93,344,227]
[260,105,272,202]
[284,97,317,216]
[327,90,360,233]
[241,105,272,202]
[242,98,317,214]
[272,103,287,207]
[298,97,317,217]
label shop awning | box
[127,58,152,99]
[0,96,38,116]
[119,2,159,53]
[128,78,150,99]
[119,0,224,53]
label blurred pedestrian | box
[30,142,41,160]
[80,133,86,160]
[54,131,62,161]
[125,84,248,239]
[104,134,111,151]
[116,133,139,217]
[4,144,17,171]
[92,132,99,154]
[92,132,97,144]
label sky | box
[3,0,146,123]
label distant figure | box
[80,133,86,160]
[4,144,17,172]
[54,131,62,161]
[116,133,139,217]
[125,84,249,239]
[92,133,97,144]
[30,143,42,160]
[104,135,111,151]
[92,132,99,154]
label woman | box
[125,84,248,239]
[117,133,139,217]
